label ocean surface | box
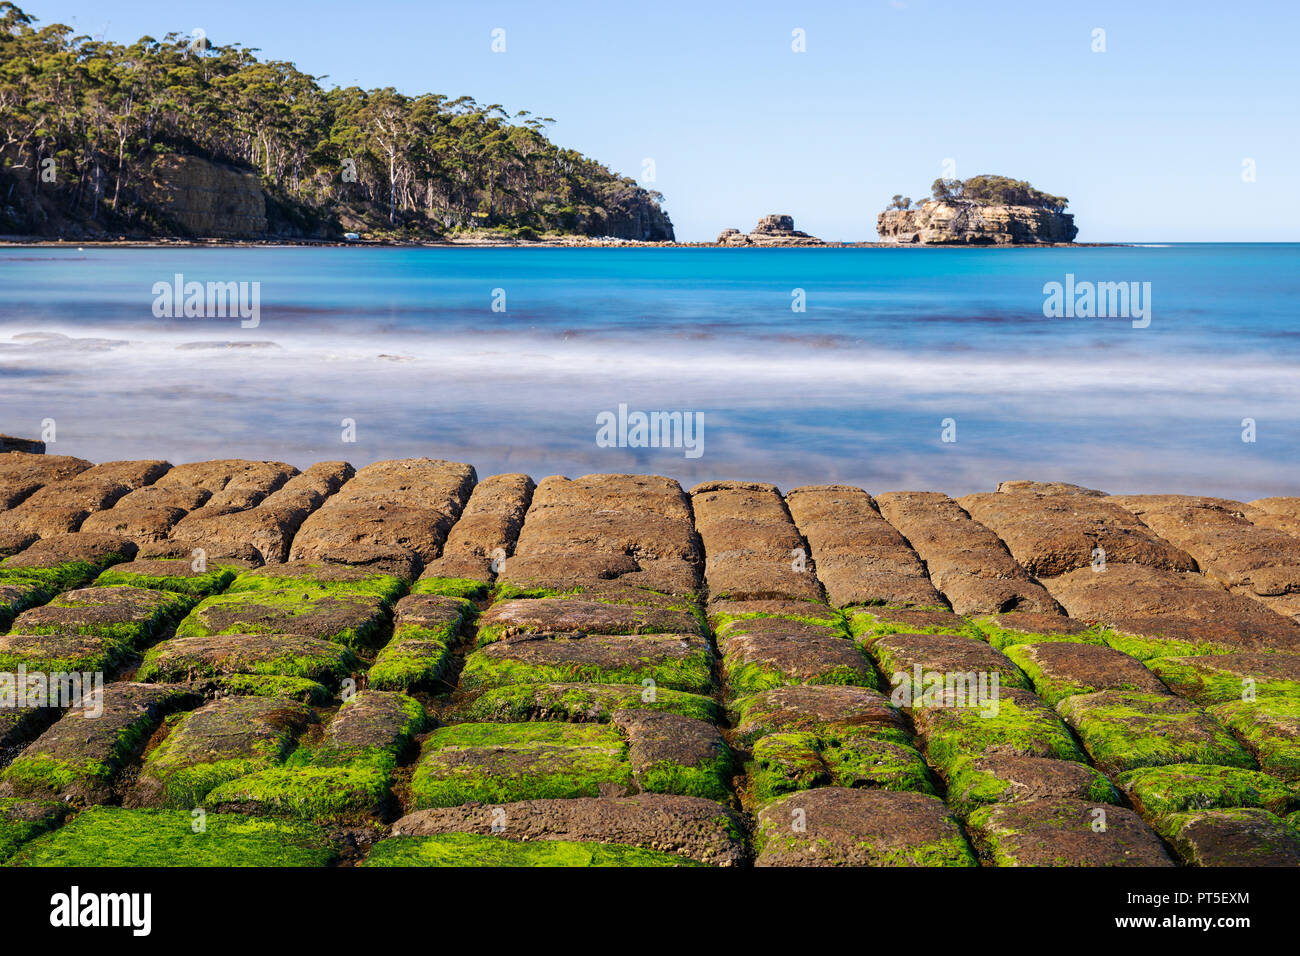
[1,244,1296,497]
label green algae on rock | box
[749,729,934,805]
[1056,690,1255,775]
[94,558,245,597]
[206,691,426,823]
[972,612,1106,652]
[138,632,359,685]
[131,696,317,808]
[847,607,972,643]
[1146,653,1300,705]
[476,597,701,647]
[1160,807,1300,866]
[363,832,705,867]
[1114,764,1294,820]
[718,617,878,695]
[944,755,1117,819]
[175,588,389,649]
[730,684,907,748]
[754,787,976,867]
[1004,641,1168,707]
[225,562,406,607]
[412,576,491,600]
[911,688,1086,781]
[966,797,1175,867]
[6,807,337,867]
[367,593,469,691]
[1208,696,1300,782]
[0,798,69,863]
[12,585,195,648]
[457,682,722,724]
[412,721,633,808]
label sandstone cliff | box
[718,214,823,246]
[877,200,1077,244]
[138,155,268,238]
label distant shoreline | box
[0,236,1119,249]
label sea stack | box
[717,214,823,246]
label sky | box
[22,0,1300,242]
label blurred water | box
[0,244,1296,497]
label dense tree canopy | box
[929,175,1069,212]
[0,3,672,238]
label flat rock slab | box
[6,806,337,866]
[848,607,968,643]
[1145,653,1300,704]
[226,562,406,604]
[12,585,194,647]
[477,598,699,645]
[411,721,633,807]
[420,472,533,581]
[967,798,1174,866]
[945,755,1117,818]
[0,682,199,804]
[175,589,388,649]
[94,557,253,597]
[873,492,1061,615]
[690,481,824,603]
[1208,697,1300,782]
[153,459,295,495]
[368,594,469,691]
[750,730,934,804]
[1005,641,1168,706]
[1057,690,1255,775]
[871,632,1031,695]
[1162,807,1300,866]
[611,709,731,801]
[731,684,907,746]
[206,691,426,823]
[138,632,358,685]
[1042,564,1300,656]
[499,474,701,596]
[0,631,124,673]
[910,687,1085,779]
[1114,764,1293,819]
[785,485,943,608]
[708,598,842,630]
[754,787,976,867]
[391,793,746,867]
[365,832,706,867]
[457,682,722,724]
[976,612,1101,651]
[130,695,316,807]
[459,631,715,695]
[958,491,1197,577]
[412,711,728,807]
[718,618,877,694]
[0,452,91,510]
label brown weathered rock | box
[421,473,534,581]
[1162,808,1300,866]
[967,798,1174,866]
[871,632,1030,692]
[718,618,875,690]
[874,491,1060,615]
[785,485,943,608]
[0,451,91,509]
[392,794,746,866]
[958,491,1196,578]
[140,154,268,237]
[478,598,698,640]
[877,200,1077,245]
[731,684,907,745]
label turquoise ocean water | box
[0,244,1296,496]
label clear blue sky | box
[26,0,1300,241]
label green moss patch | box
[0,798,69,863]
[457,682,722,724]
[411,722,633,808]
[205,673,331,704]
[0,578,56,630]
[1146,654,1300,705]
[175,589,389,649]
[0,632,123,674]
[13,586,195,649]
[749,730,934,805]
[944,755,1116,819]
[363,832,704,867]
[912,688,1086,781]
[133,697,316,808]
[973,614,1109,652]
[1161,807,1300,866]
[1208,696,1300,782]
[459,633,715,695]
[227,564,406,607]
[94,558,241,597]
[6,807,337,867]
[1114,764,1294,820]
[730,684,907,748]
[966,798,1175,867]
[847,607,971,643]
[412,577,491,600]
[1056,690,1255,775]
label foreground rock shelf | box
[2,454,1298,867]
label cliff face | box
[877,200,1077,244]
[139,155,268,238]
[594,186,675,241]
